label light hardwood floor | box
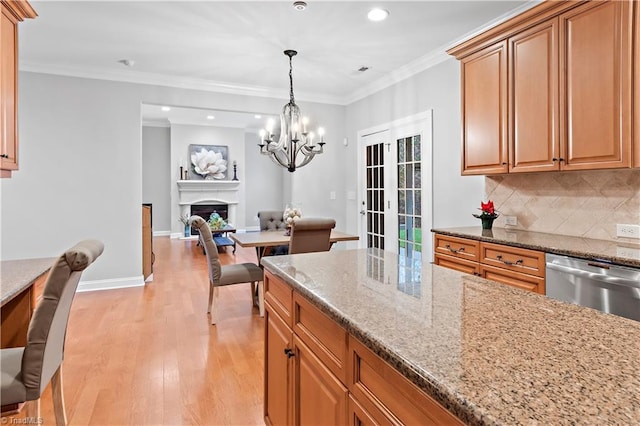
[9,237,265,425]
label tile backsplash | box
[485,169,640,242]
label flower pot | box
[481,217,495,230]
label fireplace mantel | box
[176,180,241,226]
[176,180,241,192]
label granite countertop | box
[432,226,640,268]
[262,249,640,426]
[1,258,55,306]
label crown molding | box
[19,62,344,105]
[20,1,541,108]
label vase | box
[284,226,291,236]
[481,217,495,230]
[184,224,191,237]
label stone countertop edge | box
[1,258,55,307]
[261,259,488,426]
[431,227,640,268]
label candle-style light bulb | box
[259,129,266,141]
[302,116,309,133]
[292,123,299,140]
[266,119,275,136]
[308,131,315,147]
[318,127,325,143]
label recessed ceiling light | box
[161,106,171,112]
[367,8,389,22]
[254,114,262,119]
[207,115,215,120]
[292,1,307,11]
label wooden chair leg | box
[257,281,265,318]
[207,279,214,314]
[210,287,219,325]
[25,398,41,423]
[51,365,67,426]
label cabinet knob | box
[559,158,565,162]
[0,154,8,159]
[284,348,295,358]
[501,162,507,166]
[552,158,558,162]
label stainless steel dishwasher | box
[546,254,640,322]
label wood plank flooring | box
[8,237,265,425]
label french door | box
[358,112,432,263]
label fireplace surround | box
[176,180,240,236]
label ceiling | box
[21,1,533,127]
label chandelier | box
[258,50,325,172]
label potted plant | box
[472,200,499,230]
[178,213,191,237]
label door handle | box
[359,210,366,215]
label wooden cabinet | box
[264,271,463,425]
[509,18,559,173]
[348,337,463,426]
[449,0,636,175]
[559,1,633,171]
[460,41,508,175]
[635,0,640,168]
[433,234,546,294]
[264,270,348,426]
[0,0,36,178]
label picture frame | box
[188,144,229,180]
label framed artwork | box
[188,144,229,180]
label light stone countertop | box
[262,248,640,426]
[1,258,55,306]
[432,226,640,268]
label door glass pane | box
[365,141,385,250]
[397,134,422,259]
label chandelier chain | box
[289,55,295,105]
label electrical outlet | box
[329,191,336,200]
[616,246,640,259]
[505,216,518,226]
[616,224,640,239]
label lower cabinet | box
[264,270,463,426]
[433,233,546,294]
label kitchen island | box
[261,248,640,425]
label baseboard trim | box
[77,275,145,292]
[153,230,171,237]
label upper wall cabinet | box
[448,0,635,175]
[1,0,36,179]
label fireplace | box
[190,204,228,235]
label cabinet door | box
[293,335,348,426]
[348,394,394,426]
[509,18,560,173]
[634,1,640,168]
[559,1,632,170]
[1,4,18,176]
[264,303,293,426]
[461,41,508,175]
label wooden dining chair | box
[0,239,104,425]
[289,218,336,254]
[189,215,264,325]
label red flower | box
[480,200,495,215]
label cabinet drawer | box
[264,270,293,328]
[434,234,479,262]
[480,264,546,295]
[349,336,464,426]
[293,292,348,383]
[434,253,480,276]
[480,242,545,278]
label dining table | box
[230,229,359,259]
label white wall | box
[142,125,171,234]
[2,71,345,287]
[344,58,483,238]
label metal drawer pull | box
[445,244,465,254]
[284,348,295,358]
[496,255,523,266]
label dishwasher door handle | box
[546,263,640,289]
